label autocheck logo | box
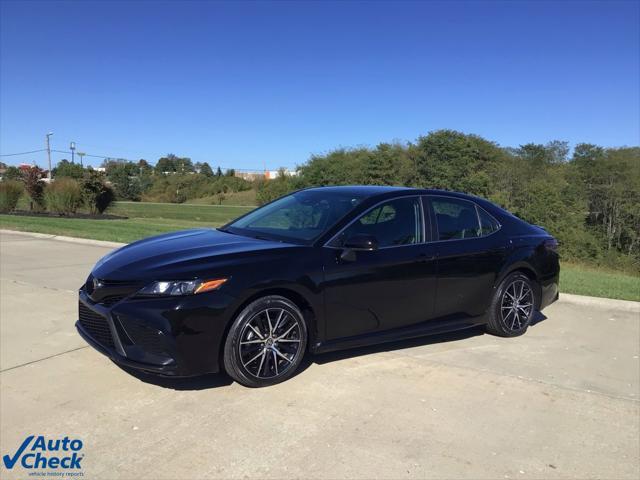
[3,435,84,471]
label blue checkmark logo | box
[3,435,34,469]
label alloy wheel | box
[500,279,533,331]
[238,307,302,379]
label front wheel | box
[486,272,537,337]
[223,295,307,387]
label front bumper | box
[77,288,237,376]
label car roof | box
[301,185,411,196]
[301,185,508,219]
[302,185,474,199]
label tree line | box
[1,129,638,271]
[261,130,639,271]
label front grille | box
[84,274,141,305]
[78,302,115,349]
[121,319,167,356]
[99,295,127,307]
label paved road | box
[1,231,639,479]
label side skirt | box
[312,315,486,355]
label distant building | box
[234,171,265,181]
[234,168,299,181]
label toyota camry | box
[77,186,559,387]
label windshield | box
[223,190,367,244]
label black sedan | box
[77,186,559,387]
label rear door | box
[425,195,506,319]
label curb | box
[0,229,125,248]
[559,293,639,313]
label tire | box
[486,272,537,337]
[223,295,308,387]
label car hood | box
[92,228,292,281]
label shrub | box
[44,178,82,214]
[0,180,23,213]
[108,164,142,200]
[53,159,85,179]
[256,173,299,205]
[3,166,22,181]
[81,171,115,214]
[22,166,46,211]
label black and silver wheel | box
[486,272,537,337]
[223,295,307,387]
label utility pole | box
[70,141,76,163]
[77,152,85,168]
[46,132,53,179]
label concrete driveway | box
[1,230,638,479]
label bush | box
[3,166,22,181]
[0,180,23,213]
[108,165,142,201]
[53,160,85,180]
[81,171,115,214]
[256,173,299,205]
[22,166,46,211]
[44,178,82,214]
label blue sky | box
[1,0,638,170]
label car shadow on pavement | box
[116,312,547,390]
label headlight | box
[137,278,228,296]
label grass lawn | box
[1,202,638,301]
[109,201,253,223]
[560,264,639,302]
[0,202,254,244]
[188,189,258,206]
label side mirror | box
[339,234,379,262]
[344,234,379,251]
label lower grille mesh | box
[79,302,115,349]
[122,320,167,356]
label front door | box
[322,196,437,340]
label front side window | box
[331,197,423,248]
[431,197,481,240]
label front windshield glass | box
[224,190,367,244]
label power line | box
[52,149,117,159]
[0,149,46,157]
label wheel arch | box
[495,262,542,309]
[218,286,318,371]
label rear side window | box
[478,207,500,236]
[431,197,480,240]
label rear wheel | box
[486,272,536,337]
[223,295,307,387]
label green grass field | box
[1,202,638,301]
[0,202,254,244]
[560,264,639,302]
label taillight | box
[543,238,559,252]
